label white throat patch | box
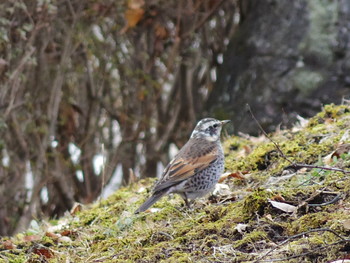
[205,134,219,142]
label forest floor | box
[1,104,350,263]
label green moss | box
[289,212,330,234]
[243,188,274,218]
[307,104,350,127]
[0,251,27,263]
[225,139,276,172]
[233,230,268,249]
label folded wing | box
[153,139,218,192]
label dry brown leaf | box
[270,193,285,202]
[1,240,16,249]
[323,152,334,165]
[70,202,83,215]
[33,246,54,259]
[343,219,350,230]
[242,145,252,155]
[323,143,350,165]
[218,171,246,183]
[60,229,77,237]
[45,231,60,239]
[23,235,41,242]
[332,143,350,158]
[324,118,334,124]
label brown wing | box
[153,138,218,192]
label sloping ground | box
[1,104,350,263]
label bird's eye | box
[213,124,218,128]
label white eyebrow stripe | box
[202,121,216,130]
[202,123,212,130]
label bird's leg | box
[182,193,194,209]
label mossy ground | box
[1,104,350,263]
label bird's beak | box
[221,120,231,125]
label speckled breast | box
[183,147,224,199]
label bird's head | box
[191,118,230,141]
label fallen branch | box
[285,163,350,175]
[308,193,343,207]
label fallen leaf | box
[23,235,41,242]
[268,199,297,213]
[264,214,274,221]
[324,118,334,124]
[218,171,246,183]
[32,246,54,259]
[270,194,285,202]
[332,143,350,158]
[343,219,350,230]
[298,167,308,174]
[323,143,350,165]
[47,218,69,233]
[70,202,83,215]
[292,115,309,131]
[213,183,231,196]
[1,240,16,249]
[242,145,252,155]
[234,223,248,234]
[45,231,60,239]
[323,152,334,165]
[137,186,146,193]
[218,172,230,182]
[58,236,72,244]
[147,208,161,213]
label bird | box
[135,118,230,213]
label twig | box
[246,104,293,165]
[181,0,227,39]
[254,228,347,263]
[308,193,342,207]
[285,163,350,174]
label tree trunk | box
[208,0,350,134]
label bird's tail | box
[135,191,166,214]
